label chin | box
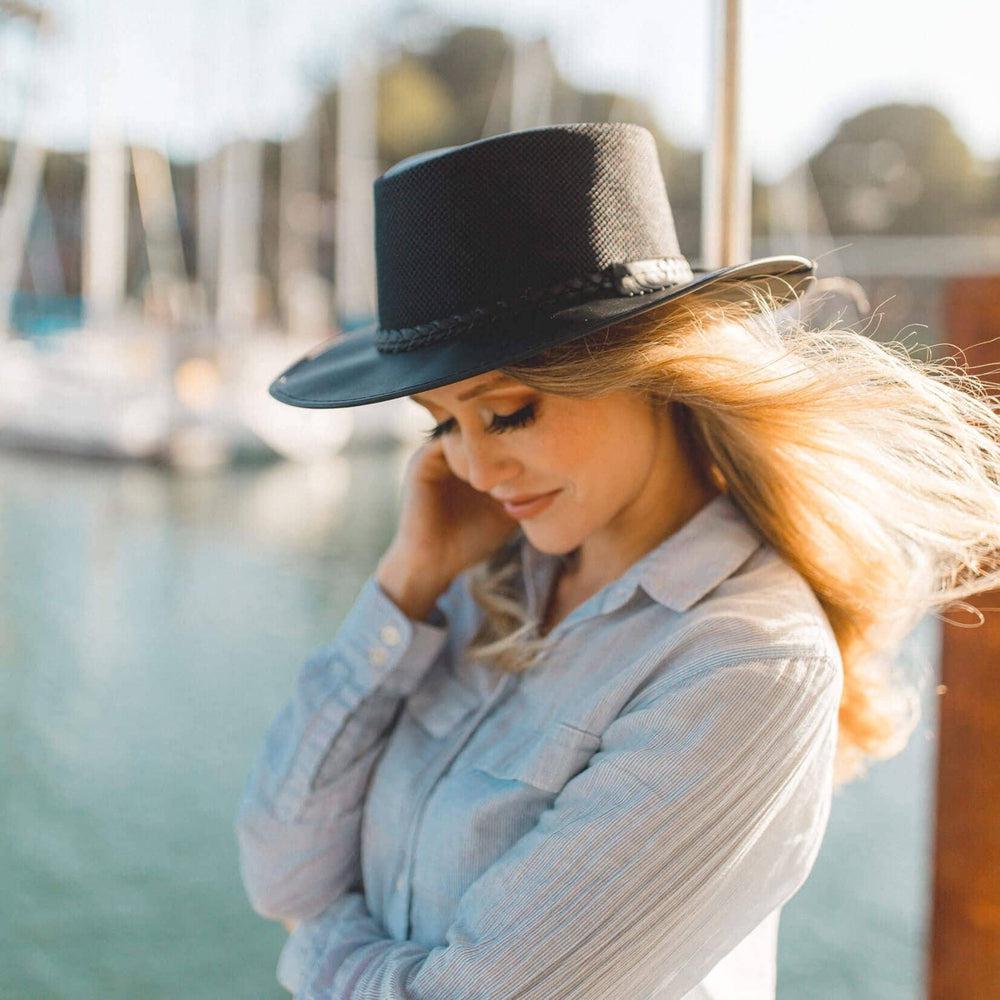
[521,521,586,558]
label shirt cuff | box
[347,573,452,697]
[277,922,312,994]
[276,893,369,995]
[297,573,450,706]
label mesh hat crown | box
[271,122,816,408]
[374,121,694,348]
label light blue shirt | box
[235,491,843,999]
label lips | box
[498,491,553,504]
[499,489,561,520]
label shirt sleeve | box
[278,652,842,999]
[235,573,451,922]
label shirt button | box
[368,646,388,666]
[379,624,402,646]
[394,875,404,892]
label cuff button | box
[368,646,388,666]
[379,624,402,646]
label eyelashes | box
[422,401,538,441]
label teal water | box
[0,449,938,998]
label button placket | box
[400,672,518,938]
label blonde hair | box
[460,279,1000,789]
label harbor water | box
[0,448,938,998]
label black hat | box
[269,122,816,409]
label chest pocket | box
[404,665,481,738]
[470,721,602,794]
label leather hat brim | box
[269,255,816,409]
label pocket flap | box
[472,722,602,794]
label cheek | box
[521,427,575,474]
[532,397,657,510]
[561,427,639,498]
[529,425,598,487]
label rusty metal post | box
[929,275,1000,996]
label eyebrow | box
[410,375,516,406]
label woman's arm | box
[277,652,842,999]
[234,566,451,923]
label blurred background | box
[1,0,996,996]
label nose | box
[458,432,521,494]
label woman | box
[235,123,1000,998]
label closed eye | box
[422,401,538,441]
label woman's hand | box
[377,439,520,619]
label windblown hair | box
[460,279,1000,789]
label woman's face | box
[408,370,709,561]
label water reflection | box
[1,447,410,999]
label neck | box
[564,414,720,596]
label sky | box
[1,0,998,184]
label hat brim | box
[269,255,816,409]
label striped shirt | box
[235,490,843,999]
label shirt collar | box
[520,491,764,621]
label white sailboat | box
[0,7,178,461]
[0,9,353,467]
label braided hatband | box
[374,256,694,354]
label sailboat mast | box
[83,0,129,330]
[0,0,50,337]
[701,0,751,268]
[278,103,326,338]
[333,43,379,331]
[215,137,263,338]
